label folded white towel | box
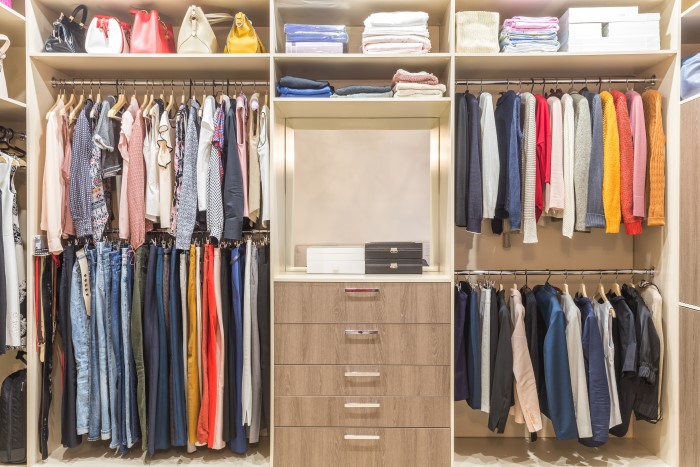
[364,11,429,28]
[394,89,445,98]
[362,34,432,46]
[393,82,446,92]
[363,42,428,53]
[363,26,430,37]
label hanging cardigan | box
[534,94,550,222]
[612,90,642,235]
[545,96,564,216]
[521,92,537,243]
[582,91,606,229]
[642,89,665,226]
[626,90,647,220]
[561,94,575,238]
[571,93,591,232]
[600,91,621,234]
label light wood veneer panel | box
[274,365,450,396]
[680,306,700,467]
[274,427,451,467]
[275,282,451,323]
[275,324,450,365]
[680,99,700,306]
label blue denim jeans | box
[69,258,90,435]
[121,248,140,448]
[109,249,124,452]
[154,246,170,452]
[87,248,101,441]
[95,242,113,440]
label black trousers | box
[59,246,81,448]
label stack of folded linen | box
[276,76,333,98]
[362,11,431,54]
[284,24,349,54]
[332,85,394,98]
[499,16,560,53]
[391,69,446,98]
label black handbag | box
[0,353,26,465]
[42,4,88,53]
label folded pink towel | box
[503,16,559,31]
[391,69,439,86]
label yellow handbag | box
[224,12,266,53]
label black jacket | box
[608,293,638,437]
[222,102,245,240]
[488,290,513,433]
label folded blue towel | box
[284,24,347,34]
[286,32,349,43]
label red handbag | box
[129,9,175,53]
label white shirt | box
[479,93,499,219]
[41,101,65,253]
[144,104,160,222]
[258,104,270,226]
[0,163,20,347]
[197,96,216,211]
[561,293,593,437]
[157,111,174,229]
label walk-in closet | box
[2,0,689,465]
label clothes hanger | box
[597,272,606,299]
[142,80,155,118]
[181,80,187,105]
[498,271,504,292]
[612,270,622,297]
[89,80,101,119]
[579,271,588,298]
[513,271,518,291]
[563,270,569,295]
[140,80,151,113]
[63,83,76,117]
[109,81,128,119]
[165,80,176,116]
[46,81,66,118]
[627,271,637,289]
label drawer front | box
[274,427,451,467]
[275,282,450,323]
[275,396,450,427]
[275,324,450,365]
[275,365,450,396]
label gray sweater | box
[582,91,606,229]
[571,92,591,232]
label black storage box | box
[364,242,423,274]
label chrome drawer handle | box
[344,371,380,378]
[344,434,380,441]
[344,402,381,409]
[344,287,380,294]
[344,330,379,335]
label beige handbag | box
[177,5,232,54]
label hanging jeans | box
[87,248,102,441]
[94,242,112,440]
[109,249,124,453]
[229,246,247,454]
[59,246,81,448]
[70,256,90,436]
[121,247,139,449]
[132,246,148,451]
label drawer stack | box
[274,282,452,467]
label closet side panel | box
[680,97,700,307]
[680,306,700,467]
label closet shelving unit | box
[21,0,683,466]
[0,0,26,464]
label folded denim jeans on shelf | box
[284,24,347,34]
[334,85,393,96]
[278,76,331,90]
[277,85,333,97]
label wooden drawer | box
[274,427,451,467]
[275,324,450,365]
[275,396,450,427]
[275,282,450,323]
[275,365,450,396]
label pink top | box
[118,97,138,239]
[626,90,647,220]
[545,96,564,214]
[236,94,249,218]
[61,113,75,237]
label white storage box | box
[561,7,639,24]
[307,246,365,274]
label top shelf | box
[457,0,668,19]
[0,2,25,47]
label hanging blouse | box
[61,111,76,237]
[157,110,174,229]
[545,96,564,216]
[479,92,499,219]
[248,93,262,224]
[236,94,249,218]
[145,102,161,223]
[258,102,270,227]
[207,105,225,241]
[118,97,138,239]
[171,104,187,235]
[42,100,65,253]
[197,96,216,212]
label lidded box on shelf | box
[365,242,424,275]
[559,7,660,52]
[307,246,364,274]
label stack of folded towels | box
[284,23,349,54]
[391,69,446,98]
[499,16,560,53]
[277,76,333,98]
[362,11,431,54]
[332,85,393,98]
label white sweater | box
[521,92,538,243]
[479,93,500,219]
[561,94,576,238]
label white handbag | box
[177,5,232,54]
[0,35,9,99]
[85,15,131,54]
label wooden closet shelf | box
[0,3,25,46]
[459,0,667,20]
[273,97,451,119]
[0,97,26,122]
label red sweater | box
[612,90,642,235]
[534,94,551,221]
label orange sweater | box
[612,90,642,235]
[600,91,621,233]
[642,90,666,226]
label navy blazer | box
[533,284,578,440]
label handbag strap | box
[205,13,234,25]
[0,34,10,60]
[69,4,88,26]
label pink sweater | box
[626,90,647,220]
